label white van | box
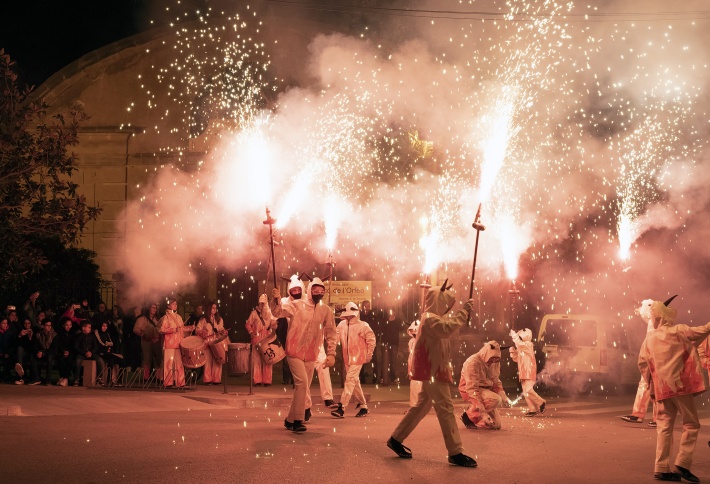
[536,314,640,392]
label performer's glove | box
[323,354,335,368]
[271,288,281,300]
[259,294,268,305]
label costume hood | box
[422,279,456,316]
[517,328,533,342]
[407,320,419,337]
[287,275,305,299]
[637,296,678,329]
[307,277,326,304]
[476,340,502,363]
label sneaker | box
[675,466,699,483]
[648,421,657,428]
[620,415,643,423]
[539,402,546,414]
[524,411,538,417]
[14,379,24,385]
[73,380,79,386]
[331,403,345,418]
[14,363,24,378]
[460,412,477,429]
[59,378,68,387]
[654,472,681,482]
[291,420,307,432]
[386,437,412,458]
[448,453,477,468]
[324,399,335,407]
[355,407,369,418]
[304,408,312,422]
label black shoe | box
[460,412,477,429]
[654,472,681,482]
[355,407,369,417]
[539,402,546,414]
[675,466,699,483]
[448,453,477,468]
[620,415,643,423]
[291,420,307,432]
[525,411,538,417]
[284,419,293,430]
[387,437,412,458]
[648,421,657,428]
[305,408,312,422]
[331,403,345,418]
[324,399,335,407]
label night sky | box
[0,1,148,87]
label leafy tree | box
[0,49,100,292]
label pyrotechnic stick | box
[467,203,486,324]
[263,207,278,291]
[326,252,335,306]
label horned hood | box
[477,340,502,363]
[517,328,533,342]
[637,298,677,329]
[422,280,456,316]
[287,275,305,298]
[307,277,326,304]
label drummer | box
[246,294,277,386]
[159,298,191,388]
[196,301,227,385]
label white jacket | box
[336,317,376,366]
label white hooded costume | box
[510,328,545,414]
[458,340,510,429]
[334,302,376,411]
[407,321,422,407]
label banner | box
[325,281,372,313]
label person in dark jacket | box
[0,317,16,383]
[56,316,77,386]
[381,310,404,385]
[29,320,58,385]
[14,319,34,384]
[95,321,125,385]
[74,321,104,386]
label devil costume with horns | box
[387,279,477,468]
[637,295,710,482]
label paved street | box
[1,382,709,483]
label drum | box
[228,343,250,375]
[256,331,286,365]
[209,335,230,365]
[179,336,207,369]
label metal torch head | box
[472,221,486,231]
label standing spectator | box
[112,305,125,342]
[184,304,204,328]
[56,317,77,386]
[134,304,162,381]
[121,306,143,371]
[22,291,41,326]
[381,309,403,385]
[75,299,93,321]
[246,295,276,386]
[95,321,124,385]
[637,297,710,483]
[14,319,34,384]
[30,320,58,385]
[159,298,190,388]
[0,317,16,383]
[330,302,376,418]
[62,304,84,327]
[197,301,227,385]
[74,321,104,386]
[7,308,21,334]
[386,280,477,468]
[92,302,113,332]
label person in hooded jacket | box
[459,340,513,430]
[246,294,276,386]
[331,301,376,418]
[275,275,304,386]
[509,328,545,417]
[406,320,422,407]
[386,279,477,468]
[95,320,125,385]
[637,297,710,483]
[272,277,337,433]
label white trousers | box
[286,356,316,423]
[655,394,700,473]
[163,348,185,387]
[340,363,366,408]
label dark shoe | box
[525,411,538,417]
[29,380,41,385]
[324,399,335,407]
[264,383,270,387]
[284,419,293,430]
[291,420,307,432]
[460,412,477,429]
[654,472,681,482]
[331,403,345,418]
[305,408,312,422]
[620,415,643,423]
[675,466,699,483]
[387,437,412,458]
[539,402,546,414]
[648,421,657,428]
[448,453,477,468]
[355,407,369,417]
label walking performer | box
[246,294,276,386]
[459,340,513,430]
[159,298,191,388]
[331,302,376,418]
[620,299,661,427]
[406,320,422,407]
[509,328,546,417]
[277,275,305,386]
[197,301,228,385]
[637,296,710,483]
[272,277,337,433]
[386,279,477,468]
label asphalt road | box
[1,384,709,483]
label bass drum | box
[227,343,250,375]
[209,335,230,365]
[179,336,207,369]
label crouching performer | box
[459,340,512,430]
[386,279,477,468]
